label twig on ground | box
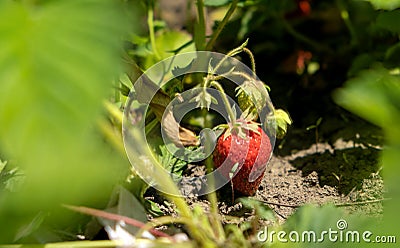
[256,198,389,209]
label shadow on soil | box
[289,147,381,195]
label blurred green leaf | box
[347,53,376,77]
[376,9,400,34]
[385,42,400,66]
[334,64,400,238]
[0,160,6,173]
[274,109,292,139]
[14,212,48,242]
[333,65,400,128]
[363,0,400,10]
[116,81,131,97]
[0,160,25,193]
[204,0,232,6]
[260,0,296,14]
[142,30,195,69]
[98,186,147,236]
[0,0,130,242]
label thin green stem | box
[127,128,206,244]
[280,16,331,53]
[206,0,239,50]
[210,81,236,123]
[103,101,123,125]
[114,80,120,103]
[243,47,256,74]
[199,87,225,241]
[97,119,125,155]
[231,71,256,82]
[147,3,161,60]
[336,0,358,46]
[203,131,226,242]
[135,216,192,239]
[204,39,249,88]
[195,0,206,50]
[226,38,249,57]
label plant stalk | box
[147,2,161,60]
[195,0,206,50]
[336,0,358,46]
[204,131,226,242]
[279,16,330,53]
[243,47,256,74]
[210,81,236,123]
[206,0,239,50]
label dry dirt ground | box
[145,110,384,229]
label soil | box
[145,109,384,228]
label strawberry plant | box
[1,0,399,247]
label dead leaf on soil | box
[123,55,199,147]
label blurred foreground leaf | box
[334,65,400,243]
[204,0,232,6]
[141,30,195,69]
[363,0,400,10]
[376,9,400,34]
[0,0,130,242]
[333,66,400,129]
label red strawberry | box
[213,124,272,196]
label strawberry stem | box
[203,39,249,89]
[210,81,237,125]
[147,1,161,60]
[205,0,239,50]
[243,47,256,74]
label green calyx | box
[273,109,292,139]
[214,108,261,141]
[236,79,270,120]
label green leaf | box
[144,199,164,217]
[363,0,400,10]
[14,212,48,242]
[0,0,130,242]
[385,42,400,66]
[347,53,376,77]
[274,109,292,139]
[142,30,195,69]
[158,145,188,177]
[0,159,7,175]
[0,160,23,192]
[100,186,147,235]
[333,65,400,128]
[316,117,323,126]
[204,0,232,6]
[376,9,400,34]
[116,81,131,97]
[239,198,275,221]
[259,0,296,14]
